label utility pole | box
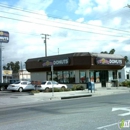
[58,48,59,55]
[41,34,50,57]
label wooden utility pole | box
[41,34,50,57]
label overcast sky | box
[0,0,130,67]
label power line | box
[0,15,130,38]
[0,3,130,36]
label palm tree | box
[124,56,129,63]
[109,49,115,54]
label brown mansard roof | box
[26,52,91,62]
[25,52,125,72]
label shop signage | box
[3,70,12,76]
[42,61,53,66]
[96,58,122,65]
[42,58,69,67]
[0,31,9,43]
[53,58,69,65]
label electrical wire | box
[0,3,130,36]
[1,14,130,38]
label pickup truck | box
[36,81,68,92]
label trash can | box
[111,80,118,87]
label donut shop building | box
[25,52,125,88]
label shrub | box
[72,84,85,90]
[30,90,40,94]
[47,88,71,92]
[121,80,130,87]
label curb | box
[61,94,92,99]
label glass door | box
[99,71,108,87]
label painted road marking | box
[97,122,118,129]
[112,107,130,116]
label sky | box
[0,0,130,68]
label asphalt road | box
[0,90,31,97]
[0,93,130,130]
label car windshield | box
[41,82,46,84]
[13,81,20,84]
[52,81,58,84]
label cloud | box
[76,18,84,22]
[113,17,122,26]
[1,0,130,66]
[75,0,93,15]
[66,0,78,12]
[87,20,102,26]
[75,0,129,17]
[16,0,53,10]
[123,39,130,45]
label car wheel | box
[0,86,5,91]
[45,87,49,92]
[61,86,65,90]
[18,87,23,92]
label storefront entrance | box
[99,71,108,87]
[93,70,108,87]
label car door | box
[53,81,60,88]
[27,82,34,90]
[46,81,52,89]
[21,81,28,90]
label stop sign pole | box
[0,42,3,83]
[51,65,54,97]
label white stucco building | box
[118,63,130,82]
[19,69,31,81]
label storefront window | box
[53,72,58,81]
[47,72,51,80]
[118,72,121,79]
[57,71,63,83]
[95,71,100,82]
[63,71,69,83]
[52,71,75,83]
[108,71,113,82]
[80,71,86,83]
[89,71,94,82]
[69,71,75,83]
[113,71,117,79]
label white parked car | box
[36,81,68,91]
[7,81,35,92]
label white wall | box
[118,65,130,82]
[19,70,31,80]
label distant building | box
[118,63,130,82]
[3,70,12,83]
[19,69,31,81]
[2,69,31,83]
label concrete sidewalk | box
[0,86,130,107]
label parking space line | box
[97,122,118,129]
